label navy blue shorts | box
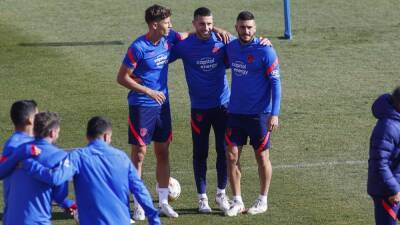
[225,113,271,152]
[190,104,228,140]
[128,103,172,146]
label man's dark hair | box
[236,11,255,21]
[86,116,112,139]
[194,7,212,19]
[34,112,60,138]
[10,100,37,127]
[391,86,400,106]
[145,4,172,24]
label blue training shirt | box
[170,32,230,109]
[122,30,181,107]
[1,131,33,223]
[23,139,161,225]
[3,138,73,225]
[226,37,281,115]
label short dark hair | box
[34,112,60,138]
[86,116,112,139]
[391,86,400,106]
[10,100,37,127]
[236,11,255,21]
[194,7,212,19]
[145,4,171,24]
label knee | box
[132,146,147,163]
[226,150,238,164]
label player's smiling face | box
[235,19,256,43]
[156,17,172,37]
[193,15,213,40]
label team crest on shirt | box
[196,113,203,122]
[164,42,170,50]
[140,128,148,137]
[212,46,220,54]
[247,54,255,63]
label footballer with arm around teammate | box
[169,7,231,213]
[2,111,75,225]
[24,116,161,225]
[224,11,281,217]
[368,87,400,225]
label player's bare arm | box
[117,64,166,105]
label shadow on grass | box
[18,40,124,47]
[172,208,225,216]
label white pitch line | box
[142,160,365,175]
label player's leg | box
[191,108,212,213]
[248,113,271,215]
[210,105,229,211]
[372,197,399,225]
[128,105,157,221]
[225,114,246,216]
[152,102,178,218]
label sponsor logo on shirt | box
[154,54,168,67]
[231,61,248,76]
[196,57,218,72]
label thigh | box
[153,102,172,143]
[247,114,271,152]
[225,114,247,147]
[128,105,159,146]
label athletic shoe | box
[215,193,230,211]
[247,198,268,215]
[225,200,245,217]
[198,198,212,213]
[130,218,135,224]
[159,203,179,218]
[133,205,145,221]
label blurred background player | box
[24,116,161,225]
[368,87,400,225]
[169,7,230,213]
[116,4,184,219]
[2,111,75,225]
[224,11,281,216]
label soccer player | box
[24,116,161,225]
[2,111,76,225]
[116,4,184,219]
[368,87,400,225]
[169,7,231,213]
[0,100,39,221]
[224,11,281,216]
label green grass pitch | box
[1,0,400,224]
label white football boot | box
[198,198,212,213]
[225,200,245,217]
[247,198,268,215]
[159,203,179,218]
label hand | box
[213,27,231,44]
[64,203,77,216]
[259,37,272,46]
[268,116,279,132]
[146,89,166,105]
[389,192,400,205]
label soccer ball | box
[156,177,181,202]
